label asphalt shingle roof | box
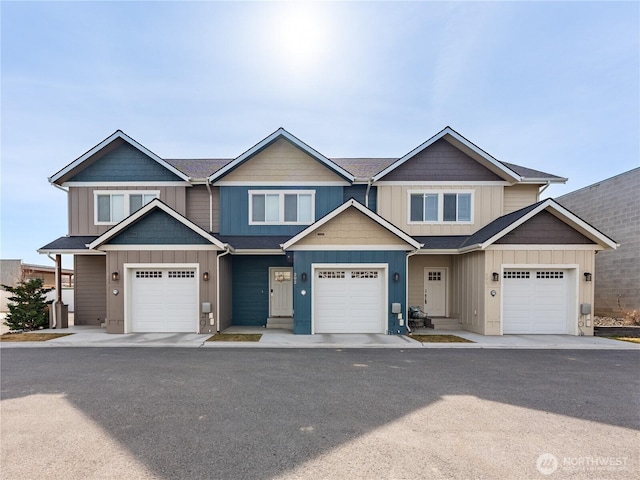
[499,162,566,181]
[40,236,97,251]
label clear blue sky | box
[2,1,638,269]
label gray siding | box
[218,253,233,331]
[68,143,183,182]
[381,139,503,181]
[74,255,106,325]
[107,209,211,245]
[556,168,640,316]
[186,185,219,232]
[496,211,594,244]
[69,186,187,236]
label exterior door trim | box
[424,267,447,317]
[269,267,293,317]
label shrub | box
[2,279,53,331]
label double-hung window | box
[409,192,472,223]
[95,191,159,224]
[249,190,315,225]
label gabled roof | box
[208,128,355,183]
[88,199,227,250]
[49,130,190,185]
[373,126,523,183]
[281,198,422,250]
[458,198,618,251]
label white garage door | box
[503,269,569,334]
[314,268,385,333]
[130,268,198,332]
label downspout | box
[538,181,551,199]
[364,178,373,208]
[404,247,422,334]
[46,254,58,328]
[215,245,232,333]
[205,180,213,232]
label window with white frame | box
[409,192,472,223]
[95,191,159,224]
[249,190,315,225]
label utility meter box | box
[202,302,212,314]
[391,303,402,314]
[580,303,591,315]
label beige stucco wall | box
[293,208,409,247]
[105,250,218,334]
[68,186,187,236]
[407,255,453,313]
[503,184,540,214]
[376,184,503,235]
[220,138,347,183]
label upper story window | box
[409,191,473,223]
[95,191,159,225]
[249,190,315,225]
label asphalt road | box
[1,348,639,480]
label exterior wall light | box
[301,272,307,282]
[583,272,592,282]
[492,272,500,282]
[203,272,210,282]
[111,272,119,282]
[393,272,400,282]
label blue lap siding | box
[291,250,407,335]
[231,255,290,326]
[219,186,344,236]
[343,185,377,213]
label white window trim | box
[94,190,160,225]
[407,189,474,224]
[248,190,316,225]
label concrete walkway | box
[1,325,639,349]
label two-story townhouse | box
[40,127,617,336]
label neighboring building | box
[39,127,616,335]
[556,168,639,317]
[1,259,74,312]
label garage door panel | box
[503,269,569,334]
[314,268,385,334]
[130,268,198,333]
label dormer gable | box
[209,128,354,185]
[50,131,190,185]
[374,127,522,183]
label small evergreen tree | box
[2,278,53,331]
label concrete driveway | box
[1,348,638,479]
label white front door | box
[424,268,447,317]
[269,267,293,317]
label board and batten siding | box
[218,253,233,331]
[376,185,503,235]
[503,185,540,214]
[220,138,347,183]
[186,185,219,232]
[450,252,486,334]
[68,186,187,236]
[105,250,217,334]
[74,255,106,325]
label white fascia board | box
[62,181,191,187]
[478,199,619,250]
[233,249,285,255]
[519,178,568,184]
[98,245,222,251]
[413,249,461,255]
[281,199,421,250]
[372,127,522,183]
[375,181,510,186]
[284,245,414,251]
[208,128,355,183]
[88,199,226,250]
[37,249,105,255]
[213,180,350,186]
[49,131,190,184]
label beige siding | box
[69,186,187,236]
[105,250,217,334]
[376,185,503,235]
[503,185,539,214]
[294,208,409,247]
[451,252,486,334]
[483,248,596,335]
[74,255,106,325]
[186,185,219,232]
[218,253,233,331]
[407,255,452,312]
[221,138,346,183]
